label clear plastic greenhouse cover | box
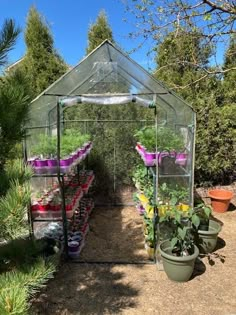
[28,40,195,128]
[25,39,197,242]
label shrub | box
[194,97,236,185]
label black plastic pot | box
[159,156,176,175]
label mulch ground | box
[32,185,236,315]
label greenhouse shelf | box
[134,139,194,268]
[28,140,94,259]
[31,145,92,177]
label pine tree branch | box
[0,19,20,67]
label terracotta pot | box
[208,189,233,213]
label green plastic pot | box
[159,240,199,282]
[197,219,222,254]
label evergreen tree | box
[21,7,68,96]
[0,19,31,174]
[154,30,214,99]
[86,10,114,54]
[0,19,20,67]
[125,0,235,75]
[155,30,235,185]
[223,35,236,104]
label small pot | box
[38,203,49,211]
[208,189,233,213]
[159,240,199,282]
[68,241,80,252]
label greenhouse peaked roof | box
[38,39,170,96]
[29,39,194,126]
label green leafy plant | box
[132,164,153,193]
[158,182,189,206]
[159,202,212,256]
[192,203,212,230]
[31,134,56,158]
[30,130,91,159]
[159,206,194,255]
[143,214,155,248]
[134,126,184,152]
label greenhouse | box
[25,39,196,270]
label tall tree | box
[124,0,236,82]
[86,10,114,54]
[0,19,20,67]
[21,6,67,96]
[0,19,30,172]
[223,35,236,104]
[154,29,214,97]
[155,30,235,185]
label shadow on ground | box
[32,262,139,315]
[78,206,148,263]
[191,257,206,280]
[31,206,147,314]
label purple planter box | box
[176,153,188,166]
[60,157,72,167]
[135,144,146,157]
[70,153,77,163]
[34,159,48,167]
[47,159,58,167]
[157,151,177,165]
[75,150,80,160]
[143,152,156,166]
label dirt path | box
[78,206,148,263]
[32,205,236,315]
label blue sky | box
[0,0,155,69]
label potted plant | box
[193,204,222,254]
[143,214,155,260]
[134,126,185,167]
[132,165,148,192]
[158,206,199,282]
